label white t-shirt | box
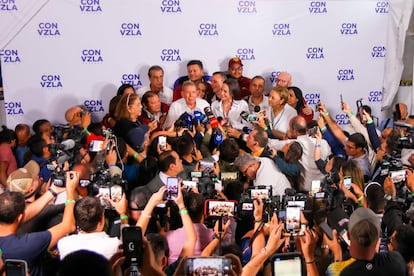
[163,98,210,129]
[254,157,291,197]
[211,100,250,130]
[58,231,120,260]
[137,85,173,105]
[268,104,297,133]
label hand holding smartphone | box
[122,226,143,267]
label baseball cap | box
[228,57,243,68]
[6,160,40,194]
[348,207,381,237]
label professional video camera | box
[394,122,414,149]
[238,186,280,222]
[190,162,220,199]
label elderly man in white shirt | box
[163,80,210,130]
[268,115,331,191]
[234,153,291,197]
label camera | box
[184,257,231,276]
[122,226,143,268]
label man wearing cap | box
[326,207,407,276]
[227,57,251,99]
[6,160,41,201]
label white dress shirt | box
[163,98,210,129]
[211,100,250,130]
[137,85,173,105]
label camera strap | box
[242,221,265,254]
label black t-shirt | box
[340,252,407,276]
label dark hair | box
[251,75,265,83]
[74,197,104,232]
[187,60,203,69]
[212,71,227,81]
[252,128,268,148]
[129,186,152,210]
[148,65,164,78]
[108,95,122,117]
[287,86,305,113]
[141,91,159,106]
[116,84,135,96]
[394,224,414,262]
[0,192,26,224]
[15,123,30,134]
[219,138,240,163]
[183,192,204,222]
[27,133,47,157]
[32,119,50,134]
[158,150,177,172]
[223,78,241,100]
[348,133,367,150]
[0,126,16,144]
[58,250,111,276]
[147,233,170,260]
[176,133,194,157]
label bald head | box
[288,115,307,138]
[276,72,292,88]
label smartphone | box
[5,259,28,276]
[309,126,318,136]
[285,206,301,234]
[214,180,223,192]
[98,186,111,208]
[182,180,197,188]
[199,160,214,169]
[205,200,237,217]
[339,229,351,246]
[190,171,203,178]
[220,171,239,181]
[105,139,113,154]
[166,177,179,200]
[110,185,123,203]
[390,170,406,183]
[89,140,104,152]
[271,253,305,276]
[343,176,352,189]
[158,136,167,151]
[122,226,143,267]
[319,222,334,240]
[340,93,344,105]
[311,180,321,196]
[184,257,231,276]
[241,202,254,211]
[249,186,272,201]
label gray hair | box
[234,153,258,169]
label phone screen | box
[250,187,271,200]
[166,177,179,200]
[122,226,143,266]
[390,170,406,183]
[89,140,103,152]
[343,176,352,189]
[185,257,231,275]
[5,259,28,276]
[159,136,167,151]
[207,200,235,217]
[285,206,301,233]
[273,255,303,276]
[98,186,110,208]
[311,180,321,196]
[110,185,123,202]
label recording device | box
[199,160,215,169]
[271,253,305,276]
[89,140,104,152]
[283,206,303,236]
[389,169,406,183]
[98,184,123,208]
[340,94,344,105]
[220,171,239,181]
[315,103,322,112]
[310,180,321,196]
[5,259,28,276]
[204,200,237,218]
[309,126,318,136]
[343,176,352,190]
[158,135,167,151]
[122,226,143,268]
[240,111,259,122]
[249,186,272,202]
[319,221,334,240]
[184,257,232,276]
[165,177,179,200]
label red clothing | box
[138,103,169,132]
[0,145,17,182]
[237,76,251,99]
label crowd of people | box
[0,57,413,276]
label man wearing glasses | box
[234,153,290,197]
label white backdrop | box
[0,0,389,129]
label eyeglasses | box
[230,67,243,71]
[242,164,254,176]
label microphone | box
[240,111,249,122]
[60,139,75,151]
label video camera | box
[394,122,414,149]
